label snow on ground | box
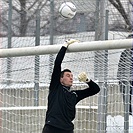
[107,115,133,133]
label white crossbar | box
[0,39,132,58]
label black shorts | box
[42,124,73,133]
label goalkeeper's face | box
[60,72,73,87]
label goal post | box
[1,0,133,132]
[0,38,132,58]
[0,38,133,133]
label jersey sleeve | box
[73,80,100,103]
[49,46,67,91]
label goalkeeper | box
[42,39,100,133]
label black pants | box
[119,81,132,115]
[42,124,74,133]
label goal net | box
[0,35,133,133]
[0,0,133,133]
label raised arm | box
[74,80,100,102]
[49,46,67,91]
[49,39,79,91]
[74,72,100,102]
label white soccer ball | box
[59,2,76,19]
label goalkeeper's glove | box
[64,39,79,48]
[78,72,90,83]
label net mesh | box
[0,0,133,133]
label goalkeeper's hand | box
[78,72,90,83]
[64,39,79,48]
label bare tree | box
[1,0,96,36]
[1,0,49,36]
[1,0,132,37]
[109,0,132,31]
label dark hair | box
[60,69,71,78]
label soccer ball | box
[59,2,76,19]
